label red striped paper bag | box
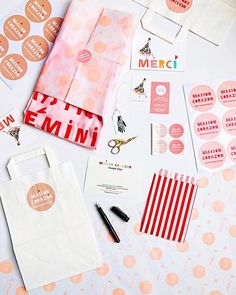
[140,169,198,243]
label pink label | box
[154,140,167,154]
[150,82,170,114]
[189,85,216,112]
[153,124,167,138]
[217,80,236,108]
[166,0,193,13]
[169,140,184,154]
[222,109,236,136]
[227,138,236,163]
[169,123,184,138]
[77,49,92,63]
[193,113,221,140]
[199,141,226,169]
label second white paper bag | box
[0,148,102,291]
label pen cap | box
[111,206,130,222]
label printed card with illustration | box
[0,109,35,159]
[184,77,236,173]
[0,0,66,88]
[131,29,185,72]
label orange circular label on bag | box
[0,54,27,80]
[25,0,52,23]
[44,17,63,43]
[27,183,56,212]
[4,15,30,41]
[22,35,49,62]
[166,0,192,13]
[0,35,9,58]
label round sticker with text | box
[199,141,226,169]
[0,54,27,80]
[0,34,9,58]
[217,80,236,108]
[44,17,63,43]
[4,15,30,41]
[222,109,236,136]
[25,0,52,23]
[27,183,55,212]
[166,0,193,13]
[193,113,221,140]
[22,35,49,62]
[189,85,216,112]
[228,138,236,163]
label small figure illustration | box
[4,126,21,146]
[133,78,147,98]
[139,38,155,59]
[117,115,126,133]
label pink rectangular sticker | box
[150,82,170,114]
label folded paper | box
[134,0,236,46]
[0,148,102,290]
[140,169,198,242]
[24,0,136,148]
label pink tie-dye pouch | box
[24,0,136,149]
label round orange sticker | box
[0,54,27,80]
[0,35,9,58]
[44,17,63,43]
[4,15,30,41]
[166,0,192,13]
[27,183,56,212]
[22,35,49,62]
[25,0,52,23]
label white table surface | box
[0,0,236,295]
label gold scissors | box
[108,137,137,154]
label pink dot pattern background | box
[0,168,236,294]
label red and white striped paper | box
[140,169,198,243]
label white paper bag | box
[0,148,102,291]
[137,0,236,45]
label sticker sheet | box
[0,109,35,160]
[151,122,185,155]
[0,0,66,89]
[131,29,185,72]
[184,77,236,173]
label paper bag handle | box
[7,147,56,180]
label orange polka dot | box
[150,247,163,260]
[43,282,56,292]
[219,257,232,271]
[96,263,109,275]
[212,200,224,213]
[0,260,13,274]
[57,75,70,86]
[192,265,205,278]
[229,225,236,237]
[70,274,83,284]
[113,288,126,295]
[83,97,95,111]
[222,168,235,181]
[70,19,81,30]
[123,255,136,268]
[134,223,142,235]
[16,286,28,295]
[166,273,179,286]
[87,69,100,82]
[123,26,133,37]
[64,46,76,57]
[93,42,106,53]
[196,177,208,188]
[210,291,222,295]
[176,241,189,252]
[139,281,152,294]
[202,232,215,245]
[191,207,199,220]
[99,16,112,26]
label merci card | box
[84,156,143,197]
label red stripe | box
[140,174,156,232]
[160,179,178,238]
[177,184,196,242]
[144,174,162,233]
[32,91,39,101]
[150,176,167,235]
[167,181,184,240]
[155,178,173,236]
[172,182,190,241]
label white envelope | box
[0,148,102,291]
